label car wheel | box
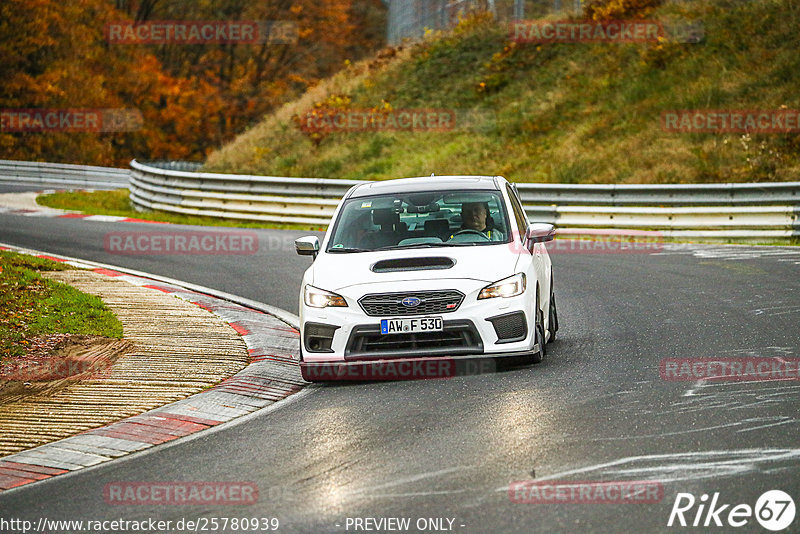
[300,367,321,383]
[529,302,546,364]
[298,346,319,383]
[548,283,559,343]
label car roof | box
[347,175,503,198]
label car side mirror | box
[525,223,555,251]
[295,236,320,259]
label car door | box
[505,183,551,319]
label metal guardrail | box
[516,182,800,206]
[130,160,360,225]
[0,159,129,189]
[130,160,800,240]
[1,157,793,239]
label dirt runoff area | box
[0,268,249,457]
[0,334,133,404]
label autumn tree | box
[0,0,386,165]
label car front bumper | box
[300,278,537,364]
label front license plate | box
[380,316,443,334]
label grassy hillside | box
[205,0,800,184]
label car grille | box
[345,320,482,359]
[358,290,464,317]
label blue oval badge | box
[401,296,421,308]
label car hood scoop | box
[312,247,518,291]
[371,256,455,273]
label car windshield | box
[326,190,510,252]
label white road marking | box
[655,243,800,262]
[508,448,800,486]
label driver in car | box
[452,201,504,241]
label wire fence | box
[386,0,584,44]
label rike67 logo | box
[668,490,795,531]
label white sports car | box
[295,175,558,381]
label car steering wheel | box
[451,228,490,241]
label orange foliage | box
[583,0,665,21]
[0,0,386,166]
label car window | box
[506,183,528,240]
[326,190,511,252]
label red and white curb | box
[0,190,166,224]
[0,206,164,225]
[0,243,304,492]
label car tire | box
[298,346,320,383]
[529,301,546,365]
[300,366,315,383]
[548,281,559,343]
[300,367,321,383]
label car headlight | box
[304,285,348,308]
[478,273,526,300]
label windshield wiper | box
[373,243,451,251]
[327,247,370,253]
[330,241,487,253]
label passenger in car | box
[360,208,403,249]
[423,218,450,241]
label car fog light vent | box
[304,322,339,353]
[487,312,528,343]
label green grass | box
[36,190,327,231]
[203,0,800,184]
[0,251,123,359]
[38,190,131,214]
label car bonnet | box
[308,244,521,292]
